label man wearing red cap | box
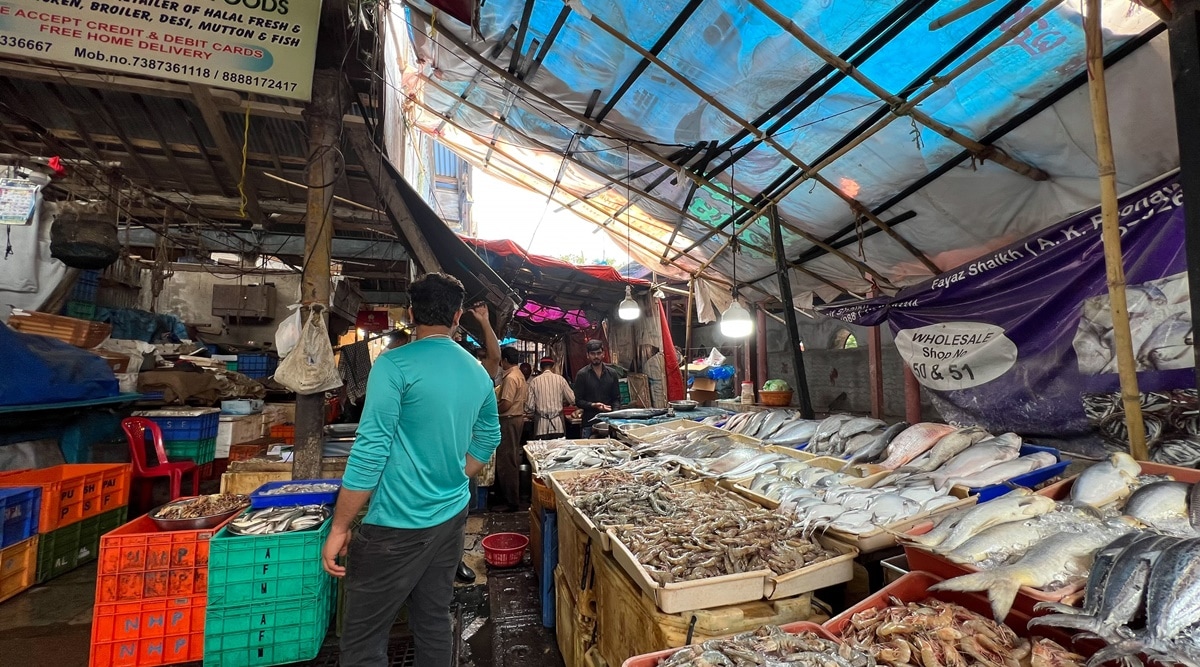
[524,356,575,440]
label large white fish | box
[876,423,957,470]
[940,452,1058,490]
[926,435,1023,491]
[1070,452,1142,509]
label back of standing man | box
[496,346,528,511]
[573,339,621,438]
[525,357,575,440]
[322,272,501,667]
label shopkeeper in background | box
[495,346,528,512]
[574,339,621,438]
[525,356,575,440]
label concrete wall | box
[691,312,938,419]
[141,266,302,345]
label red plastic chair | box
[121,417,199,509]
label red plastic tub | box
[621,621,835,667]
[482,532,528,568]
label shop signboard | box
[0,0,322,100]
[820,172,1191,436]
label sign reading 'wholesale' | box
[0,0,323,100]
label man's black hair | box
[501,346,521,365]
[408,273,465,327]
[586,339,604,352]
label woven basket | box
[8,310,111,348]
[760,390,794,407]
[533,477,556,512]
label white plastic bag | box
[704,347,726,368]
[274,306,343,395]
[274,307,303,358]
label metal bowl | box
[149,498,247,532]
[670,400,699,412]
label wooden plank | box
[187,84,266,228]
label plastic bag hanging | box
[274,305,343,395]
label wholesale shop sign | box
[819,172,1191,437]
[0,0,322,100]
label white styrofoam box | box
[261,402,296,429]
[217,414,265,458]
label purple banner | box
[820,173,1192,436]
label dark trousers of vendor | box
[339,508,467,667]
[497,415,524,509]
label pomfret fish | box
[1070,452,1142,509]
[1124,480,1197,535]
[941,452,1057,490]
[841,421,908,470]
[931,528,1132,621]
[924,437,1022,491]
[926,491,1056,553]
[943,519,1048,566]
[876,423,957,470]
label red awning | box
[461,237,646,285]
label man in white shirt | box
[524,357,575,440]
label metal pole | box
[684,279,695,391]
[1085,0,1148,460]
[294,70,350,480]
[1168,0,1200,392]
[769,206,814,418]
[756,307,768,394]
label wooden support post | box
[869,324,885,420]
[770,207,814,418]
[1168,0,1200,390]
[904,366,922,423]
[684,279,695,389]
[756,306,768,393]
[293,70,351,480]
[1085,0,1147,461]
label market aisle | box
[0,563,95,667]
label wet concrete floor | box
[0,508,564,667]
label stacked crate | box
[0,464,132,583]
[132,408,220,476]
[203,485,336,666]
[0,486,41,603]
[89,512,235,666]
[236,353,279,380]
[63,269,101,320]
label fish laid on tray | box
[153,494,249,520]
[227,504,331,535]
[260,482,340,496]
[1030,534,1200,667]
[749,474,960,535]
[833,598,1085,667]
[658,625,875,667]
[590,408,670,422]
[525,439,633,474]
[720,410,823,447]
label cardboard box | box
[689,389,718,404]
[691,377,716,392]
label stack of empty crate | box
[132,408,220,478]
[0,486,40,603]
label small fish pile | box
[805,415,893,457]
[260,482,340,496]
[227,505,331,535]
[526,439,633,474]
[631,427,751,459]
[574,482,751,531]
[720,411,821,447]
[749,476,959,535]
[614,496,837,583]
[658,626,874,667]
[1031,534,1200,667]
[591,407,669,423]
[1084,389,1200,466]
[153,494,249,520]
[557,469,638,496]
[835,598,1084,667]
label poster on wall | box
[819,172,1192,437]
[0,0,322,100]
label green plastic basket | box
[206,515,333,608]
[203,577,334,666]
[37,505,128,583]
[164,437,217,465]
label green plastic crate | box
[206,515,333,607]
[37,505,127,583]
[165,437,217,465]
[203,578,334,666]
[64,300,97,320]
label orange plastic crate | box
[0,464,131,533]
[0,535,37,604]
[96,513,235,604]
[8,309,112,348]
[89,595,206,667]
[269,423,295,445]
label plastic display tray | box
[248,479,342,508]
[966,443,1068,502]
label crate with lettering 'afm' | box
[89,595,206,667]
[96,513,238,604]
[205,512,334,607]
[0,464,131,533]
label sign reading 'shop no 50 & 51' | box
[0,0,323,100]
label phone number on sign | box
[125,59,299,93]
[0,36,51,53]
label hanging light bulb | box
[720,299,753,338]
[618,285,640,320]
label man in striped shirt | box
[524,357,575,440]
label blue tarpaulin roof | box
[385,0,1172,307]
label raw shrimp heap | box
[658,626,875,667]
[835,599,1084,667]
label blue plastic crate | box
[0,487,39,549]
[249,479,342,509]
[236,353,278,380]
[969,443,1068,502]
[541,509,557,629]
[133,409,220,442]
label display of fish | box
[1122,480,1199,536]
[841,422,908,470]
[764,418,821,446]
[905,489,1055,552]
[227,505,330,535]
[918,435,1023,490]
[1069,451,1142,509]
[915,426,994,472]
[808,414,856,451]
[660,626,874,667]
[942,518,1050,567]
[527,440,634,474]
[930,524,1136,621]
[591,408,669,422]
[875,423,958,470]
[938,452,1058,490]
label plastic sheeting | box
[0,323,118,406]
[386,0,1169,307]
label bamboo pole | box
[684,278,696,387]
[1085,0,1149,460]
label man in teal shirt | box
[322,272,501,667]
